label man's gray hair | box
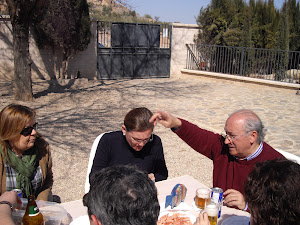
[231,109,265,143]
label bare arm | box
[0,191,22,225]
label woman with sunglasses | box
[0,104,53,201]
[90,107,168,182]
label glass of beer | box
[205,202,219,225]
[195,188,211,209]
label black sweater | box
[90,131,168,182]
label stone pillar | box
[170,23,199,78]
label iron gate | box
[97,21,171,79]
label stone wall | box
[0,17,97,81]
[0,18,198,80]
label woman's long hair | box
[0,104,36,159]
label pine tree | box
[288,0,300,51]
[274,2,289,80]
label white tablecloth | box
[155,175,250,224]
[61,175,250,224]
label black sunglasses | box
[20,122,38,136]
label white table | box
[155,175,250,224]
[60,175,250,224]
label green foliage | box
[250,0,279,48]
[102,5,112,16]
[197,0,250,46]
[275,2,289,50]
[89,3,162,24]
[196,0,300,50]
[33,0,91,56]
[144,14,153,19]
[287,0,300,51]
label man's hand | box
[0,191,22,225]
[149,111,182,129]
[194,211,210,225]
[0,191,22,210]
[148,173,155,182]
[223,189,246,210]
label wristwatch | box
[0,201,13,211]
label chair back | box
[276,149,300,165]
[85,132,106,193]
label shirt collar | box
[235,142,263,161]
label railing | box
[97,21,171,49]
[186,44,300,84]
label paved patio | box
[0,75,299,202]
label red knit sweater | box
[174,119,284,194]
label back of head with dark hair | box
[244,159,300,225]
[83,165,160,225]
[124,107,154,132]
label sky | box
[127,0,289,24]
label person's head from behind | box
[83,165,160,225]
[244,159,300,225]
[224,109,264,158]
[0,104,37,157]
[121,107,154,151]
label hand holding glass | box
[205,201,219,225]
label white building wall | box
[0,18,97,81]
[0,18,198,80]
[170,23,199,78]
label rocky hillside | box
[0,0,132,15]
[88,0,132,14]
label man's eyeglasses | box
[20,122,38,136]
[221,131,248,142]
[129,133,153,144]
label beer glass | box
[205,202,219,225]
[195,188,211,209]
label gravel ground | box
[0,75,299,202]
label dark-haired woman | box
[244,159,300,225]
[90,107,168,182]
[0,104,53,201]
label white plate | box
[221,215,250,225]
[70,215,90,225]
[158,211,196,224]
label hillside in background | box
[0,0,157,23]
[88,0,131,14]
[88,0,159,23]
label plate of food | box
[157,211,196,225]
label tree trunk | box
[61,55,69,79]
[12,17,33,101]
[62,48,71,79]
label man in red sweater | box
[150,109,284,210]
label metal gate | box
[97,21,171,79]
